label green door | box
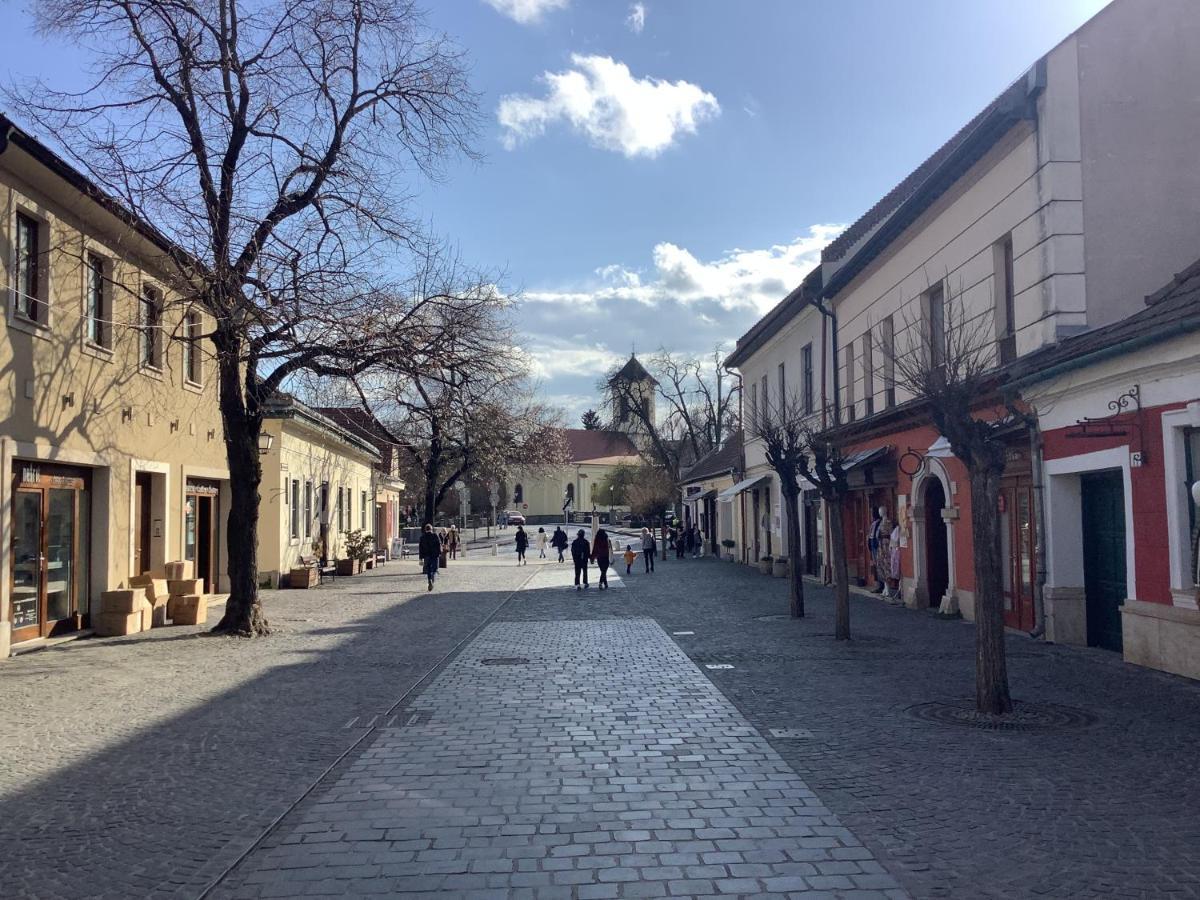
[1081,470,1127,652]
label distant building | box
[512,429,643,524]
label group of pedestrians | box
[667,523,705,560]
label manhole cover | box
[769,728,814,739]
[905,699,1098,732]
[480,657,530,666]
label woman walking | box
[418,524,442,591]
[640,527,656,573]
[447,525,459,560]
[571,529,591,589]
[537,527,548,559]
[591,528,612,590]
[515,525,529,565]
[551,526,568,562]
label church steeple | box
[607,354,657,443]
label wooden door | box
[1082,471,1127,652]
[1001,481,1036,631]
[134,472,152,575]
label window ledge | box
[183,379,204,394]
[82,341,114,362]
[7,313,52,340]
[140,364,164,381]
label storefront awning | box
[840,445,890,472]
[694,488,718,501]
[716,474,771,502]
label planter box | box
[336,558,360,576]
[364,559,374,570]
[758,559,773,575]
[289,566,318,589]
[772,558,789,578]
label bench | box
[296,554,337,586]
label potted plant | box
[338,529,374,575]
[772,556,788,578]
[758,554,773,575]
[721,538,736,562]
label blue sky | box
[0,0,1111,423]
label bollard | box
[491,542,498,556]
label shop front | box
[9,462,92,642]
[184,479,222,593]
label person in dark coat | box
[571,529,591,590]
[591,528,612,590]
[515,525,529,565]
[551,526,569,562]
[418,523,442,591]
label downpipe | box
[1029,418,1048,639]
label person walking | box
[447,525,459,560]
[591,528,612,590]
[640,527,656,573]
[551,526,568,562]
[694,527,704,559]
[515,525,529,565]
[537,527,548,559]
[571,529,591,590]
[438,528,449,569]
[623,542,637,575]
[677,525,688,560]
[418,523,442,591]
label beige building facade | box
[1,116,230,656]
[257,397,380,587]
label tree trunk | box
[783,484,804,618]
[212,351,269,636]
[828,494,851,641]
[970,464,1012,715]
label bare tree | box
[605,348,739,480]
[747,394,852,634]
[888,283,1014,715]
[11,1,480,635]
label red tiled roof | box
[562,429,639,463]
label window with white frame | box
[926,282,946,372]
[881,315,896,408]
[183,309,202,383]
[85,252,110,347]
[801,343,814,415]
[140,285,163,369]
[862,333,875,416]
[290,480,300,539]
[361,491,368,529]
[14,211,45,323]
[304,481,313,539]
[844,340,856,422]
[995,235,1016,364]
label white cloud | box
[514,225,844,422]
[498,54,719,158]
[482,0,568,24]
[626,2,646,34]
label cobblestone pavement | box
[0,556,532,899]
[214,615,904,899]
[498,556,1200,899]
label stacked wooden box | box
[128,575,171,627]
[95,588,152,636]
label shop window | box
[85,252,111,348]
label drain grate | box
[479,657,530,666]
[905,699,1098,732]
[768,727,814,739]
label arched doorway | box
[924,477,949,610]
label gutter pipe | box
[1028,417,1048,639]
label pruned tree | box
[11,0,481,635]
[594,462,639,508]
[605,348,739,480]
[626,465,675,523]
[747,393,852,634]
[581,409,603,430]
[888,282,1014,715]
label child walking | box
[623,543,637,575]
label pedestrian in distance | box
[537,526,548,558]
[694,527,704,559]
[418,523,442,591]
[515,525,529,565]
[447,525,459,560]
[623,542,637,575]
[551,525,568,562]
[571,529,591,589]
[438,527,449,568]
[591,528,612,590]
[641,527,656,573]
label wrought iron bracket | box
[1066,384,1147,462]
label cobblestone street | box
[2,549,1199,898]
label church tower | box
[607,354,657,445]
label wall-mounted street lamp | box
[258,432,274,455]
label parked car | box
[505,511,526,526]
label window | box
[881,316,896,408]
[749,381,758,425]
[862,333,875,416]
[14,212,42,322]
[140,286,163,369]
[995,236,1016,364]
[844,341,856,422]
[86,253,109,347]
[336,486,344,531]
[183,309,202,383]
[760,375,769,421]
[290,480,300,539]
[777,363,786,412]
[565,483,575,504]
[513,483,523,504]
[801,343,814,415]
[361,491,367,529]
[304,481,313,539]
[927,282,946,372]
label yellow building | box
[257,396,381,587]
[512,430,642,523]
[1,116,230,655]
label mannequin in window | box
[869,505,892,594]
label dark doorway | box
[751,490,761,561]
[803,496,822,576]
[924,478,949,609]
[134,472,153,575]
[1081,470,1127,652]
